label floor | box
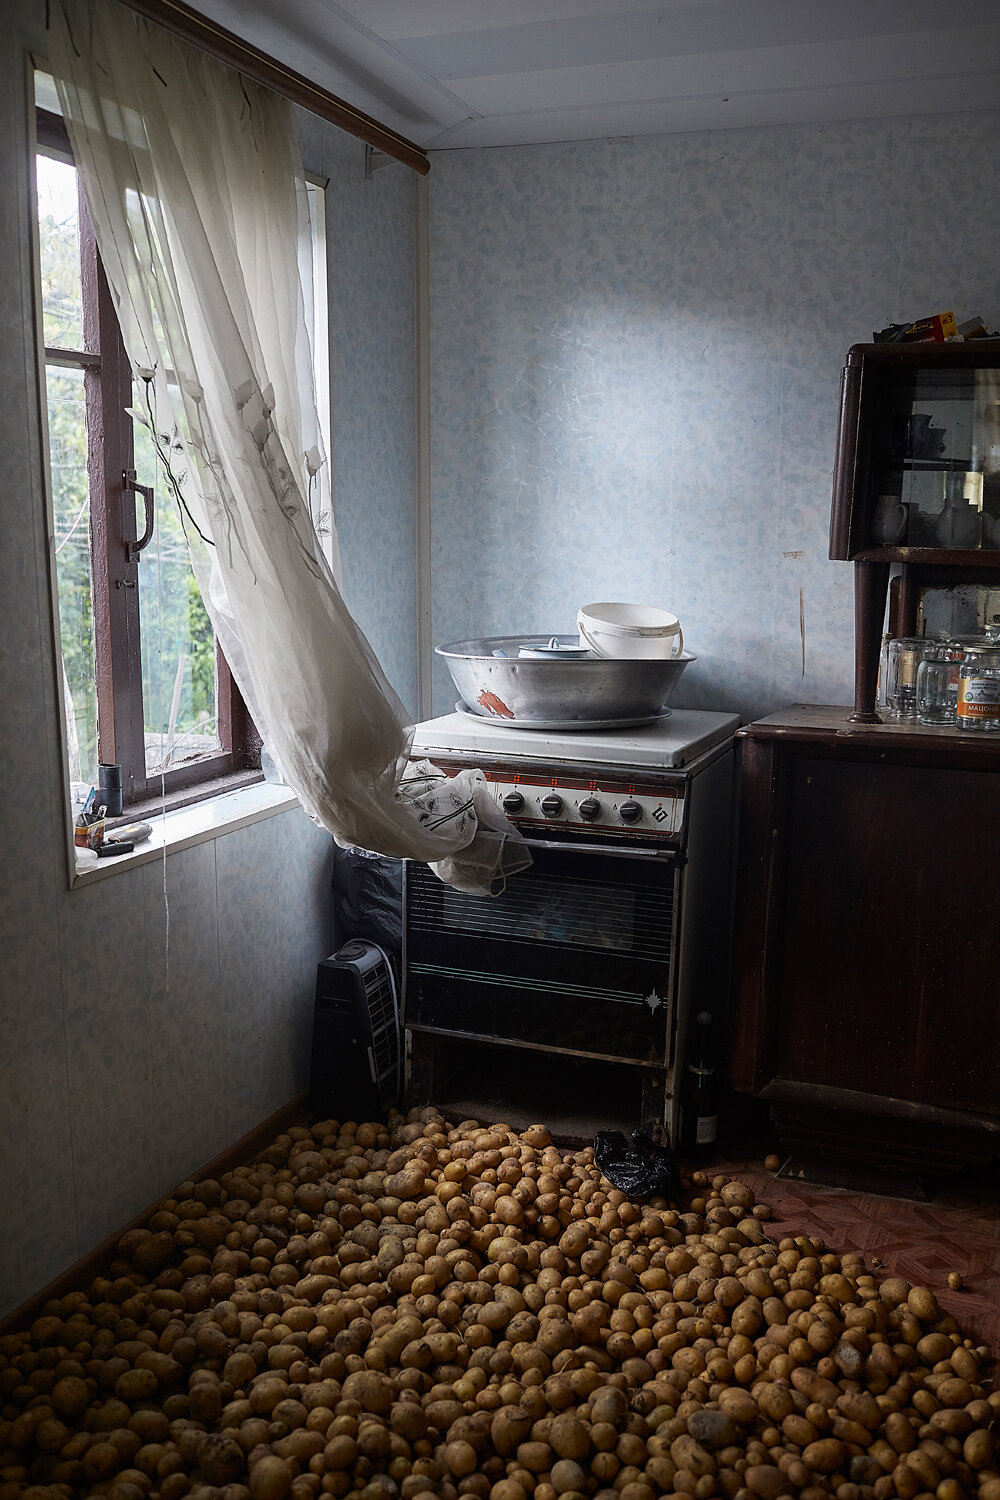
[431,1090,1000,1355]
[715,1153,1000,1354]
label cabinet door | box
[830,343,1000,560]
[775,755,1000,1114]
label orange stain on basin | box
[477,689,515,718]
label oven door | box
[403,840,676,1066]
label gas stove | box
[412,707,738,766]
[403,706,741,1141]
[410,708,739,841]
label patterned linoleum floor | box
[711,1155,1000,1354]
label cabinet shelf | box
[852,546,1000,565]
[885,457,975,472]
[830,340,1000,719]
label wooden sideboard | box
[730,705,1000,1193]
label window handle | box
[123,469,154,558]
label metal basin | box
[436,635,695,727]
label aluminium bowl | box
[436,634,695,725]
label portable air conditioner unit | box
[309,940,400,1120]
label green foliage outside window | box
[39,151,219,783]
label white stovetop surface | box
[411,708,740,769]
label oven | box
[402,709,739,1144]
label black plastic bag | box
[594,1128,680,1202]
[331,845,403,972]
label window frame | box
[36,106,260,812]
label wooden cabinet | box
[730,706,1000,1192]
[831,340,1000,721]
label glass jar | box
[885,637,926,719]
[916,637,984,725]
[916,644,955,725]
[956,644,1000,732]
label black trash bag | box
[594,1128,680,1202]
[331,845,403,972]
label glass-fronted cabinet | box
[830,340,1000,720]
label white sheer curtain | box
[48,0,527,893]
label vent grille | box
[408,867,672,960]
[409,962,665,1010]
[363,960,398,1083]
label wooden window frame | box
[37,107,260,811]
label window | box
[35,103,259,809]
[305,174,332,557]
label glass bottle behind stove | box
[679,1010,719,1158]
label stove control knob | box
[578,797,601,821]
[501,791,524,815]
[540,793,563,818]
[619,799,643,825]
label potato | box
[907,1284,940,1321]
[670,1433,716,1477]
[249,1455,293,1500]
[744,1463,786,1498]
[51,1375,91,1418]
[964,1428,994,1469]
[729,1296,762,1337]
[3,1113,988,1500]
[491,1407,534,1455]
[549,1413,589,1460]
[384,1168,425,1201]
[718,1387,757,1424]
[802,1437,848,1473]
[199,1432,245,1485]
[590,1386,628,1425]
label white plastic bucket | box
[577,601,684,660]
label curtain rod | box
[118,0,430,175]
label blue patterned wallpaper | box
[297,111,419,718]
[427,114,1000,720]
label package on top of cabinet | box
[957,315,995,340]
[873,310,958,343]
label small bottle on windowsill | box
[680,1010,719,1158]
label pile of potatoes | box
[1,1107,996,1500]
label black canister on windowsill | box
[99,762,123,817]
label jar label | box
[957,678,1000,718]
[899,652,919,686]
[696,1114,718,1144]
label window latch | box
[123,469,154,559]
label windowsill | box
[107,769,267,826]
[72,780,301,886]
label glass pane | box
[133,411,223,775]
[868,363,1000,551]
[36,154,84,351]
[440,879,636,950]
[47,364,99,786]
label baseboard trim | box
[0,1093,310,1337]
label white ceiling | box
[186,0,1000,151]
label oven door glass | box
[404,844,675,1064]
